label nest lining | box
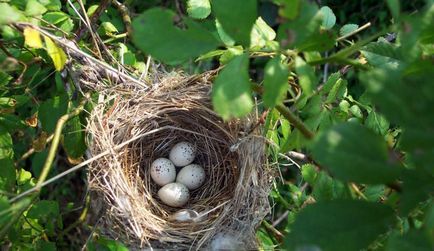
[85,71,273,249]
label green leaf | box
[321,72,341,94]
[215,19,235,46]
[284,200,396,251]
[295,56,317,95]
[320,6,336,29]
[250,17,276,49]
[132,8,219,64]
[212,54,253,120]
[39,0,61,11]
[399,168,434,216]
[297,29,337,52]
[44,36,67,71]
[277,2,322,49]
[63,116,86,158]
[27,200,59,220]
[361,41,402,69]
[17,169,32,186]
[273,0,301,20]
[301,164,317,184]
[25,0,48,16]
[187,0,211,19]
[0,158,15,192]
[311,123,401,184]
[0,127,13,160]
[0,3,23,25]
[263,56,289,108]
[386,0,400,21]
[325,78,347,104]
[386,229,433,251]
[38,95,68,133]
[365,111,389,136]
[43,11,69,24]
[219,46,243,64]
[212,0,257,46]
[400,128,434,175]
[339,24,359,37]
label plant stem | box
[262,220,284,242]
[59,195,90,238]
[337,22,371,41]
[36,94,90,187]
[276,104,314,139]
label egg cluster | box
[150,142,205,207]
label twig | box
[75,0,111,42]
[337,22,371,41]
[262,220,284,242]
[272,210,289,227]
[276,104,314,139]
[16,134,54,164]
[36,94,90,187]
[15,23,147,88]
[350,183,368,200]
[112,0,132,37]
[9,125,198,203]
[59,194,90,237]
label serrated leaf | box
[25,0,47,16]
[187,0,211,19]
[212,54,253,120]
[132,8,219,64]
[43,36,67,71]
[365,111,389,136]
[250,17,276,49]
[263,56,289,108]
[0,127,13,160]
[295,56,318,95]
[360,41,402,69]
[311,122,401,184]
[24,28,43,49]
[43,11,69,24]
[320,6,336,29]
[0,158,15,192]
[212,0,257,46]
[339,24,359,37]
[63,116,86,158]
[321,72,341,94]
[284,200,396,251]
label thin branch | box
[337,22,371,41]
[59,194,90,237]
[36,94,90,187]
[16,134,54,164]
[262,220,284,243]
[112,0,132,37]
[276,104,314,139]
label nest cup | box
[86,72,272,249]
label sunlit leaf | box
[24,28,43,49]
[212,54,253,120]
[43,36,67,71]
[187,0,211,19]
[132,8,219,64]
[263,56,289,107]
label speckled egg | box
[169,142,196,167]
[158,182,190,207]
[150,158,176,186]
[176,164,206,190]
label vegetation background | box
[0,0,433,250]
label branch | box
[337,22,371,41]
[36,93,90,187]
[276,104,314,139]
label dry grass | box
[84,71,273,250]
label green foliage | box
[131,8,219,64]
[285,200,396,251]
[0,0,433,250]
[211,54,253,120]
[311,123,401,184]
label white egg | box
[169,142,196,167]
[150,158,176,186]
[158,182,190,207]
[176,164,206,190]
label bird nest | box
[84,69,273,249]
